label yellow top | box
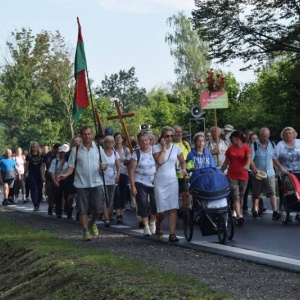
[173,141,191,179]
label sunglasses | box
[164,135,173,138]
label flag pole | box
[85,69,98,134]
[86,68,109,205]
[77,17,108,205]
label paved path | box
[2,190,300,273]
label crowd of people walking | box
[1,124,300,241]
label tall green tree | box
[165,11,210,88]
[147,88,176,129]
[95,67,148,113]
[0,28,74,149]
[224,57,300,139]
[192,0,300,69]
[254,59,300,138]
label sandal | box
[155,227,163,239]
[168,234,179,243]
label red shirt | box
[225,144,251,180]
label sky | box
[0,0,255,91]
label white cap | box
[62,143,70,152]
[58,145,67,153]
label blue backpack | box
[189,167,230,200]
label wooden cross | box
[107,99,135,153]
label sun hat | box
[224,124,234,132]
[255,170,267,180]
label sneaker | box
[8,197,15,204]
[67,207,74,219]
[116,215,123,224]
[259,206,267,213]
[143,227,151,236]
[90,223,99,236]
[83,231,92,241]
[272,211,281,220]
[48,206,53,215]
[150,222,156,235]
[9,198,16,204]
[2,199,9,206]
[235,217,244,226]
[252,211,259,219]
[104,220,110,227]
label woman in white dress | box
[152,126,187,242]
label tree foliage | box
[165,11,210,88]
[192,0,300,69]
[0,28,74,149]
[224,58,300,140]
[95,67,148,113]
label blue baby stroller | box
[183,167,235,244]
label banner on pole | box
[200,92,228,109]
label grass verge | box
[0,219,232,300]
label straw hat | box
[255,170,267,180]
[224,124,234,132]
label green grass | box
[0,219,233,300]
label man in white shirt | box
[58,126,107,241]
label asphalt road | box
[1,189,300,273]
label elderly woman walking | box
[129,131,157,236]
[273,126,300,212]
[152,126,187,242]
[102,135,121,227]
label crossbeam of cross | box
[107,99,135,153]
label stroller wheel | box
[281,209,290,225]
[183,207,194,242]
[217,214,227,244]
[226,207,235,240]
